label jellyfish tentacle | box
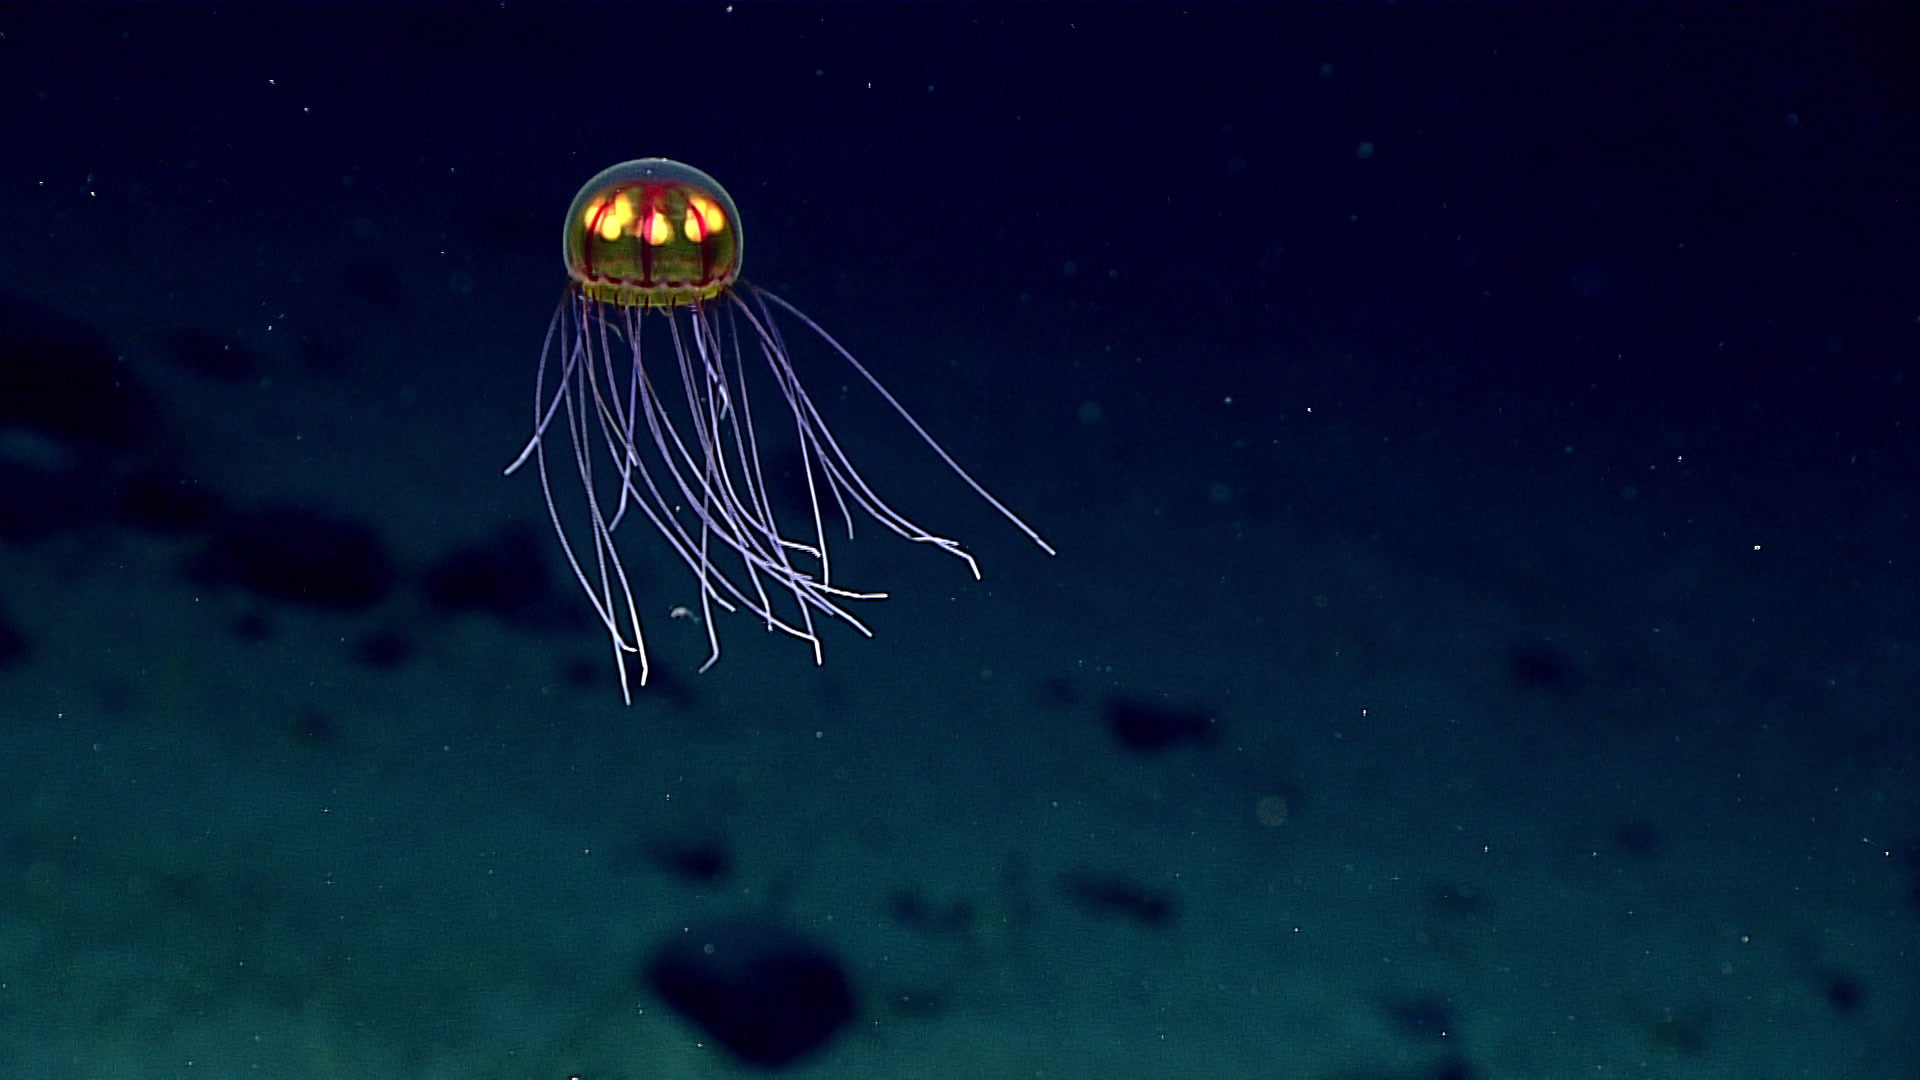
[748,285,1057,558]
[602,310,871,648]
[568,303,649,697]
[527,283,1011,699]
[689,305,829,660]
[731,291,983,578]
[675,309,782,646]
[521,294,646,702]
[504,294,574,477]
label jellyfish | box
[505,159,1053,702]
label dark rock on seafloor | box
[643,920,855,1068]
[1381,992,1460,1042]
[421,525,567,627]
[0,295,159,453]
[1507,642,1579,691]
[195,505,396,612]
[1062,869,1178,929]
[352,629,415,670]
[0,430,90,543]
[1102,697,1216,752]
[0,605,27,670]
[113,469,227,535]
[644,837,731,885]
[0,295,171,543]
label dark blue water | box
[1,6,1913,1077]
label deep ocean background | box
[1,5,1916,1078]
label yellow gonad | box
[506,159,1053,703]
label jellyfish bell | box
[506,158,1052,703]
[564,158,741,309]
